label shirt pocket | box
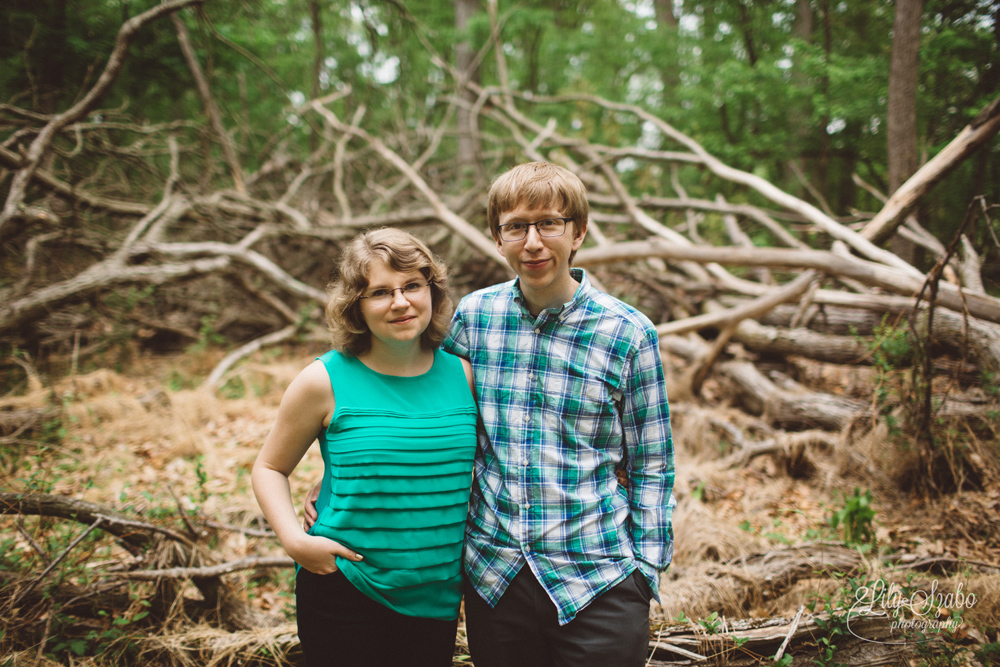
[571,376,617,443]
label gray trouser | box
[465,566,653,667]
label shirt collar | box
[511,268,590,320]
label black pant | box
[465,566,653,667]
[295,567,458,667]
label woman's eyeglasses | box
[359,280,433,305]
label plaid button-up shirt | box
[444,269,675,624]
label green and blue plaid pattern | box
[445,269,675,625]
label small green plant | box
[869,317,914,372]
[982,371,1000,398]
[166,369,194,391]
[189,314,225,352]
[739,518,792,545]
[807,590,850,667]
[194,455,210,504]
[220,375,247,399]
[827,488,876,549]
[698,611,721,635]
[975,642,1000,662]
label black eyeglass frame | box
[497,217,573,242]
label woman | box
[252,228,477,667]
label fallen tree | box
[2,6,1000,665]
[0,492,279,633]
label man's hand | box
[303,481,321,530]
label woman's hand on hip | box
[288,533,363,575]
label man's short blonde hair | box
[486,162,589,243]
[325,228,453,356]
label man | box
[445,161,675,666]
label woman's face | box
[358,261,433,349]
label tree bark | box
[454,0,481,178]
[886,0,923,264]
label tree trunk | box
[454,0,480,179]
[887,0,923,263]
[310,1,324,153]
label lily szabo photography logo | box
[849,579,978,644]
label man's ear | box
[571,221,588,250]
[495,236,505,255]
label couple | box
[252,162,676,667]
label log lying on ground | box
[646,613,908,666]
[663,335,869,429]
[662,334,1000,431]
[657,543,864,621]
[734,300,1000,374]
[0,492,276,631]
[731,318,871,366]
[0,409,48,441]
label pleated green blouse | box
[308,349,478,620]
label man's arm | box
[620,328,676,595]
[442,302,471,360]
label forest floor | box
[3,343,1000,666]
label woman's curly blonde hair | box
[325,228,454,356]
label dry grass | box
[136,623,301,667]
[4,347,1000,665]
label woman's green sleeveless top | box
[309,349,477,620]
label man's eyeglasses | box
[498,217,572,242]
[359,280,433,305]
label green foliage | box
[869,317,915,373]
[805,584,854,667]
[827,488,877,548]
[194,454,209,504]
[698,610,721,634]
[0,0,997,228]
[48,597,151,662]
[740,518,793,545]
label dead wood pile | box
[3,5,1000,666]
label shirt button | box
[522,414,530,423]
[522,458,529,466]
[524,503,531,510]
[534,328,540,334]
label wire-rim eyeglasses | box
[358,280,434,305]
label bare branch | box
[861,95,1000,245]
[204,324,301,389]
[577,239,1000,325]
[308,96,506,267]
[171,12,245,192]
[117,555,294,580]
[0,0,204,235]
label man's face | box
[495,205,586,304]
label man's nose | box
[523,224,544,248]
